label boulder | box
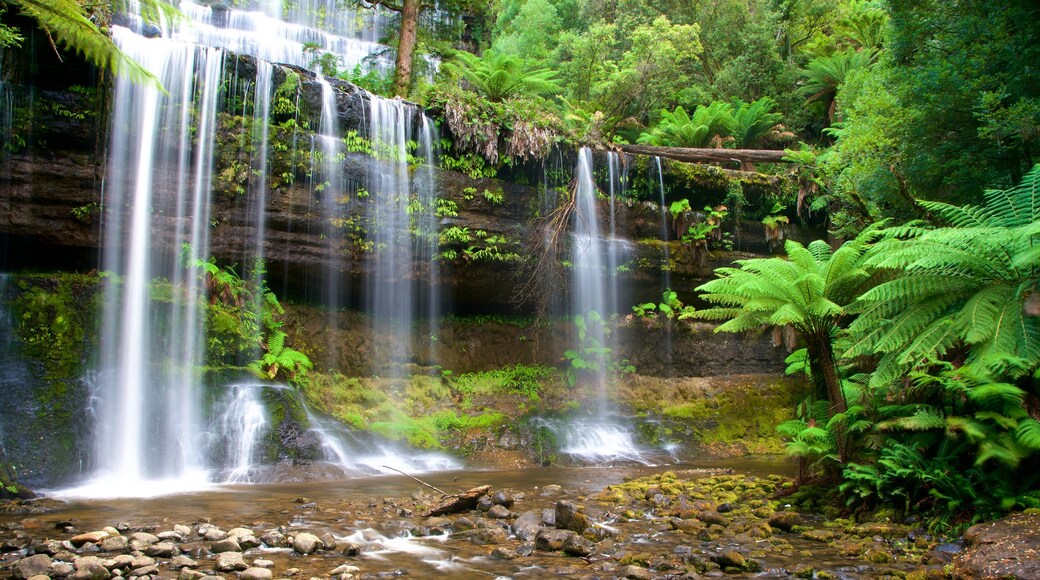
[11,554,53,579]
[535,529,577,552]
[292,532,323,555]
[239,567,273,580]
[554,500,589,533]
[214,551,248,572]
[512,511,543,541]
[955,513,1040,579]
[210,538,241,553]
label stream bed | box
[0,459,947,579]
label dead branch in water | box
[381,465,448,496]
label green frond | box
[1016,419,1040,450]
[954,285,1017,345]
[877,409,946,432]
[10,0,161,88]
[767,303,805,327]
[967,382,1025,408]
[784,240,818,275]
[267,330,287,355]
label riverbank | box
[2,463,1025,579]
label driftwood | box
[381,465,449,496]
[422,485,492,516]
[619,144,790,166]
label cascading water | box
[560,148,645,463]
[57,0,452,498]
[364,98,419,373]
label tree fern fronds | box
[877,409,946,432]
[967,383,1025,408]
[267,330,287,354]
[10,0,160,88]
[1016,419,1040,451]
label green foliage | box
[801,48,877,123]
[847,165,1040,384]
[442,50,561,103]
[727,97,785,149]
[3,0,174,88]
[638,102,732,148]
[563,311,634,388]
[451,364,557,401]
[631,289,695,322]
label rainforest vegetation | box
[3,0,1039,535]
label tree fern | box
[8,0,160,87]
[637,102,733,148]
[442,50,560,102]
[849,165,1040,383]
[726,97,783,149]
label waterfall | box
[82,28,223,496]
[564,148,643,462]
[654,156,671,292]
[213,385,269,483]
[416,116,442,361]
[365,98,415,374]
[318,78,347,362]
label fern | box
[9,0,161,88]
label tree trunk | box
[619,144,790,166]
[393,0,420,97]
[809,338,849,462]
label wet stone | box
[71,563,111,580]
[203,529,226,542]
[487,505,510,519]
[177,571,206,580]
[12,554,52,579]
[451,517,476,532]
[536,529,578,552]
[259,530,285,548]
[555,500,589,533]
[490,547,517,560]
[291,532,323,555]
[100,536,129,552]
[214,551,248,572]
[491,490,514,508]
[52,561,76,576]
[71,531,111,547]
[469,527,507,546]
[239,567,273,580]
[168,555,198,569]
[128,532,160,545]
[209,538,241,553]
[173,525,193,538]
[512,511,543,541]
[562,534,593,557]
[144,541,178,557]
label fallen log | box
[619,144,790,166]
[422,485,491,516]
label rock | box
[12,554,53,579]
[239,567,273,580]
[562,534,593,557]
[29,539,64,555]
[71,531,111,547]
[513,511,543,541]
[52,561,75,576]
[554,500,589,533]
[491,490,514,508]
[131,564,159,576]
[695,510,727,527]
[801,529,837,542]
[535,529,578,552]
[174,524,193,537]
[203,528,226,542]
[99,536,129,552]
[620,565,652,579]
[71,563,111,580]
[451,517,476,532]
[158,531,184,542]
[490,547,517,560]
[954,513,1040,579]
[260,530,285,547]
[714,550,746,569]
[328,564,359,576]
[487,505,511,519]
[767,511,801,532]
[225,528,254,539]
[210,538,241,553]
[128,532,160,545]
[169,555,199,570]
[717,502,734,513]
[319,532,337,550]
[130,556,155,569]
[292,532,323,555]
[540,485,562,497]
[340,542,361,556]
[469,527,508,546]
[145,541,178,557]
[177,570,206,580]
[214,551,248,572]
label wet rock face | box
[954,513,1040,579]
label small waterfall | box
[365,98,415,374]
[213,385,269,483]
[306,411,459,476]
[565,148,643,460]
[318,78,347,362]
[416,116,441,360]
[654,156,671,292]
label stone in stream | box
[239,567,273,580]
[451,517,476,532]
[177,571,206,580]
[128,531,160,545]
[260,530,286,547]
[169,555,199,570]
[491,490,515,508]
[767,510,801,531]
[469,527,508,545]
[174,524,193,537]
[554,500,589,533]
[487,504,510,519]
[620,565,652,580]
[70,531,111,547]
[215,551,248,572]
[203,528,227,542]
[561,534,593,557]
[291,532,323,555]
[535,529,578,552]
[512,511,543,541]
[145,541,179,557]
[52,562,75,576]
[99,535,129,552]
[210,537,241,553]
[11,554,52,579]
[71,563,112,580]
